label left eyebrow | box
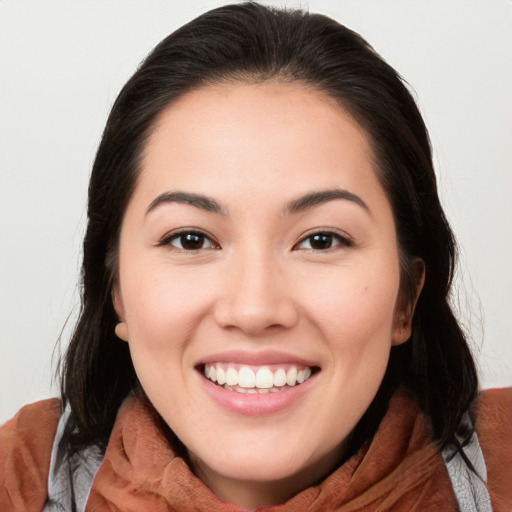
[145,191,227,216]
[285,188,370,215]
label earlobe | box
[392,258,425,346]
[391,304,413,345]
[392,320,412,346]
[112,285,129,342]
[115,321,129,342]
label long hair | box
[61,2,478,457]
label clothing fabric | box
[442,428,492,512]
[1,388,511,512]
[42,403,492,512]
[44,408,102,512]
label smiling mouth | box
[203,363,317,394]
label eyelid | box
[293,228,354,251]
[158,227,220,250]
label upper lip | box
[197,350,318,368]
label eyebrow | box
[285,188,370,215]
[145,188,369,217]
[146,191,226,216]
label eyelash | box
[159,229,220,252]
[159,228,353,253]
[293,229,353,252]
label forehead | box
[135,81,386,214]
[147,80,368,151]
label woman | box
[1,3,510,511]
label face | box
[114,82,412,507]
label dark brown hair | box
[61,2,478,460]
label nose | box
[213,247,299,336]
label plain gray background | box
[1,0,511,423]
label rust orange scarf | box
[88,392,456,511]
[2,389,511,511]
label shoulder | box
[473,387,512,512]
[0,398,62,512]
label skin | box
[113,81,422,509]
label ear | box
[392,258,425,346]
[112,285,129,342]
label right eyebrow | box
[285,188,370,216]
[145,191,227,216]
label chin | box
[190,436,342,488]
[220,459,301,482]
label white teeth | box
[286,367,297,386]
[297,368,311,383]
[238,366,256,388]
[223,385,290,394]
[273,368,287,387]
[226,367,238,386]
[204,363,314,392]
[216,366,226,385]
[255,367,274,389]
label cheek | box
[306,268,399,341]
[120,265,216,369]
[305,268,400,428]
[301,261,400,391]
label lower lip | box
[199,371,317,416]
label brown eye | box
[167,231,216,251]
[309,233,334,250]
[295,231,352,251]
